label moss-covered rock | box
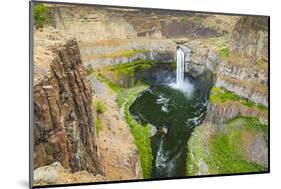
[210,87,267,111]
[186,116,268,176]
[96,59,170,88]
[207,87,268,124]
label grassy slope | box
[186,116,268,176]
[121,86,153,178]
[108,59,156,77]
[95,59,162,88]
[95,61,153,178]
[210,87,267,112]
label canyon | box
[32,3,268,186]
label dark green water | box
[129,80,209,178]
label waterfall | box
[170,46,193,97]
[176,47,185,86]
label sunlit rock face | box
[230,16,268,61]
[214,17,269,107]
[184,45,220,77]
[215,76,268,107]
[46,5,238,69]
[33,30,103,175]
[206,102,268,125]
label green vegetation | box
[209,87,267,112]
[34,3,49,29]
[186,116,268,176]
[122,86,153,178]
[96,59,163,88]
[86,65,94,76]
[240,116,268,140]
[96,118,102,136]
[119,49,148,57]
[171,60,177,69]
[95,100,106,114]
[210,87,240,102]
[96,73,123,93]
[219,47,229,58]
[108,59,157,77]
[93,98,106,136]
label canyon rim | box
[30,1,269,187]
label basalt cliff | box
[33,29,143,185]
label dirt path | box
[88,75,143,181]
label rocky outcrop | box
[33,30,103,175]
[47,5,138,41]
[81,39,176,67]
[206,102,268,125]
[230,17,268,60]
[47,5,238,41]
[33,162,106,186]
[215,75,268,107]
[218,57,268,84]
[45,5,238,69]
[171,38,221,77]
[185,45,220,77]
[214,16,269,107]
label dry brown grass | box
[79,38,129,48]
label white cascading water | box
[169,46,194,97]
[176,48,185,86]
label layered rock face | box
[33,30,103,175]
[47,5,237,41]
[177,17,268,109]
[230,17,268,60]
[215,75,268,107]
[46,5,178,66]
[215,17,268,107]
[206,102,268,125]
[80,39,176,67]
[45,5,238,68]
[47,5,138,41]
[218,57,268,84]
[184,45,220,77]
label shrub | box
[34,4,49,29]
[95,100,106,114]
[219,47,229,58]
[86,65,94,76]
[96,118,102,136]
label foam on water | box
[169,79,194,98]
